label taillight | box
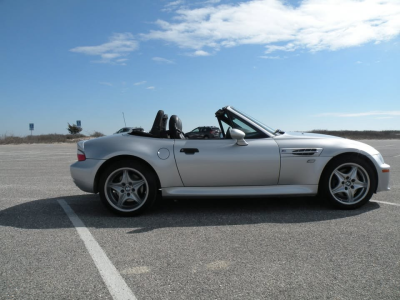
[77,151,86,161]
[210,130,215,134]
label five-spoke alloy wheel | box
[99,160,158,216]
[320,155,376,209]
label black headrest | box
[149,110,167,137]
[169,115,184,139]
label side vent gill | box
[281,148,323,157]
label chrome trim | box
[280,148,323,156]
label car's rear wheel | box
[320,155,376,209]
[204,136,209,139]
[99,160,158,216]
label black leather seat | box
[149,110,168,138]
[169,115,185,139]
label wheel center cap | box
[125,187,131,192]
[346,181,351,186]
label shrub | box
[67,123,83,134]
[91,131,105,138]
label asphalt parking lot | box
[1,140,399,300]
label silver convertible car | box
[70,106,390,216]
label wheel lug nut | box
[352,179,355,182]
[127,193,130,196]
[345,187,348,190]
[342,181,344,184]
[122,183,126,186]
[346,176,349,179]
[351,186,354,189]
[121,190,124,193]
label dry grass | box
[1,130,398,145]
[308,130,400,140]
[0,132,104,145]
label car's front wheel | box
[319,155,376,209]
[99,160,158,216]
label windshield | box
[230,107,276,135]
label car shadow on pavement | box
[0,194,380,233]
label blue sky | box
[1,0,399,136]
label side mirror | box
[229,128,248,146]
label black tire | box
[319,155,376,209]
[99,160,158,216]
[204,135,209,139]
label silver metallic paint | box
[72,134,183,189]
[162,185,319,197]
[70,158,105,193]
[70,106,390,199]
[173,138,280,186]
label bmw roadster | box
[70,106,390,216]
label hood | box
[274,131,343,140]
[273,132,379,156]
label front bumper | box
[376,164,390,192]
[371,154,390,192]
[70,159,105,193]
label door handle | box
[180,148,199,155]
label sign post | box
[29,123,34,136]
[77,120,81,128]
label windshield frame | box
[226,106,276,137]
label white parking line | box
[394,154,400,158]
[58,199,137,300]
[371,200,400,207]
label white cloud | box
[146,86,156,89]
[152,57,175,64]
[70,33,138,64]
[134,81,147,86]
[193,50,211,56]
[166,0,184,7]
[143,0,400,54]
[162,0,185,12]
[316,111,400,117]
[259,55,281,59]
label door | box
[173,138,280,187]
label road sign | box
[29,123,34,130]
[77,120,81,127]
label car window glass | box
[230,115,267,139]
[218,112,267,139]
[192,128,200,133]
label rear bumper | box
[70,159,105,193]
